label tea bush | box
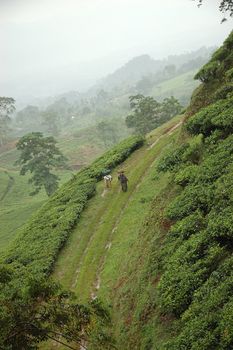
[154,39,233,347]
[2,135,144,277]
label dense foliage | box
[2,135,143,277]
[126,94,182,135]
[0,265,114,349]
[16,132,68,196]
[107,31,233,350]
[187,31,233,115]
[154,32,233,349]
[0,134,143,349]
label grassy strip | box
[51,115,183,299]
[1,135,144,277]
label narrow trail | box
[89,122,176,299]
[46,116,183,350]
[52,117,183,305]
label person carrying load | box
[104,174,112,188]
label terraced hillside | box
[52,116,182,296]
[1,31,232,350]
[37,115,182,349]
[48,31,233,350]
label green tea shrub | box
[166,184,214,220]
[185,100,227,136]
[157,135,203,175]
[226,67,233,81]
[157,144,189,172]
[174,165,199,186]
[2,135,144,277]
[164,257,233,349]
[207,206,233,240]
[168,210,206,240]
[213,83,233,101]
[158,232,225,316]
[194,61,220,83]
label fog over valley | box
[1,0,232,104]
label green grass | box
[0,169,72,253]
[0,114,182,350]
[151,69,200,105]
[49,115,183,349]
[0,124,107,255]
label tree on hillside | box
[16,132,67,196]
[0,97,15,145]
[161,96,183,120]
[126,94,161,135]
[195,0,233,21]
[0,266,114,350]
[126,94,182,135]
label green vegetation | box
[104,30,233,349]
[1,135,143,279]
[16,132,68,196]
[0,120,129,255]
[0,28,232,350]
[151,69,200,105]
[0,266,114,350]
[44,30,233,350]
[188,30,233,115]
[126,94,182,134]
[155,99,233,349]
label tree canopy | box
[126,95,183,135]
[16,132,67,196]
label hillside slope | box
[52,115,182,296]
[98,30,233,350]
[51,31,233,350]
[1,31,232,350]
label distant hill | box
[92,46,214,93]
[14,46,214,112]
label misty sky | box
[1,0,232,100]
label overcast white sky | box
[1,0,232,100]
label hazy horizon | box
[1,0,232,102]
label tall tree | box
[126,94,161,135]
[16,132,67,196]
[161,96,183,120]
[126,95,183,135]
[0,97,15,145]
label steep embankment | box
[52,31,233,350]
[54,117,183,300]
[99,31,233,350]
[1,136,144,275]
[0,123,106,253]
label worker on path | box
[118,171,128,192]
[103,174,112,188]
